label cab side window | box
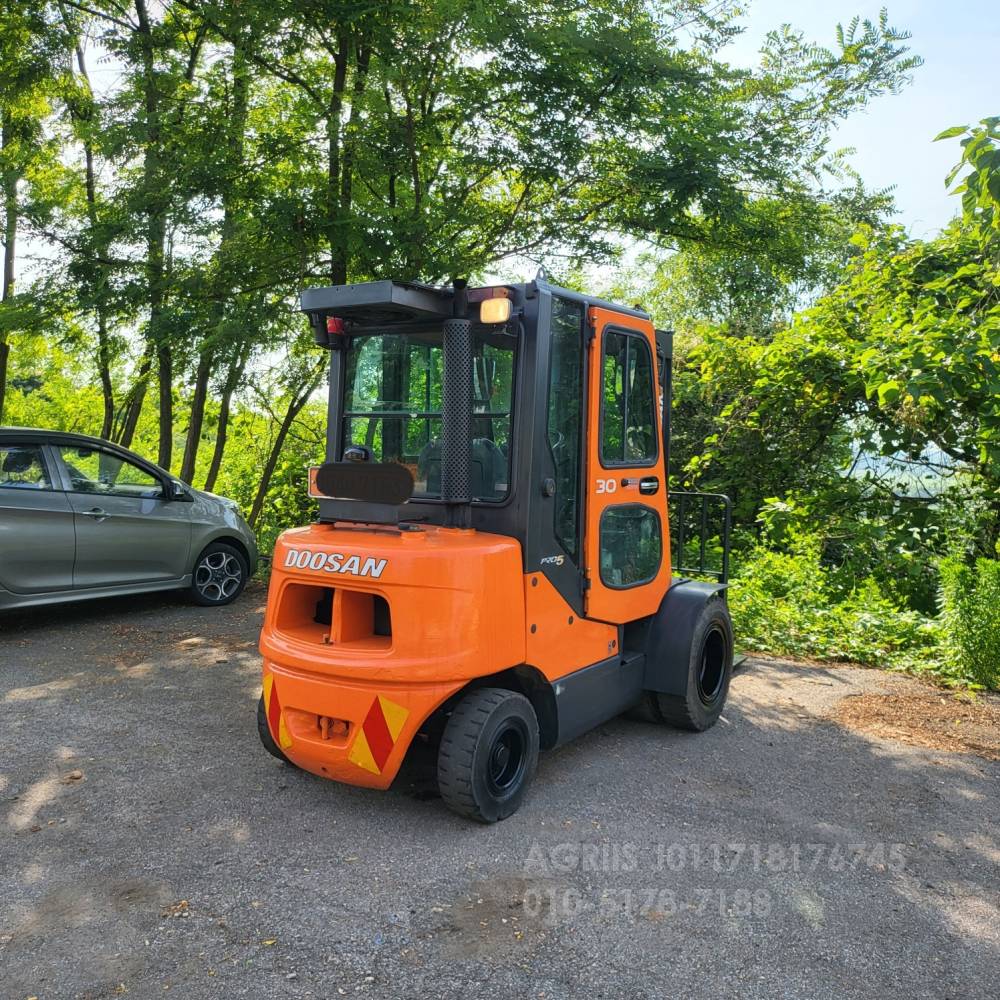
[0,445,51,489]
[601,330,657,465]
[547,296,585,561]
[58,446,163,499]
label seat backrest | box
[415,438,507,500]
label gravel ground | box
[2,584,998,1000]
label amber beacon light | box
[479,297,512,324]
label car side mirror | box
[167,480,194,502]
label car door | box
[0,440,76,594]
[53,442,193,588]
[583,307,672,624]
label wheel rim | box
[194,551,242,602]
[486,721,528,796]
[697,625,728,706]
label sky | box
[725,0,1000,237]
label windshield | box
[343,327,516,501]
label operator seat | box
[416,437,508,500]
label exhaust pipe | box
[441,279,473,526]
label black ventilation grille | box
[441,317,473,504]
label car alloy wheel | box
[194,550,243,602]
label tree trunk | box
[202,387,233,494]
[117,345,154,448]
[0,115,17,423]
[135,0,172,469]
[203,348,248,493]
[181,40,248,482]
[326,33,349,284]
[98,311,114,440]
[333,38,369,284]
[156,342,172,469]
[248,367,324,528]
[71,40,115,439]
[0,339,8,425]
[180,348,212,483]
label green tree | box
[682,137,1000,604]
[3,0,926,560]
[0,1,68,421]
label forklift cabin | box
[257,278,734,822]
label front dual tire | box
[632,596,734,731]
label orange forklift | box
[257,277,733,822]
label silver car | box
[0,428,257,611]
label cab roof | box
[299,278,650,331]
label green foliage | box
[671,322,853,521]
[756,484,966,614]
[939,556,1000,690]
[619,182,898,340]
[665,184,1000,581]
[728,538,939,671]
[1,0,926,469]
[938,117,1000,245]
[801,223,1000,470]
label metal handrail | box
[669,491,732,584]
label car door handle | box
[638,477,660,495]
[82,507,112,521]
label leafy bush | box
[938,557,1000,690]
[756,487,946,614]
[729,540,940,670]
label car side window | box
[57,445,163,499]
[0,445,51,490]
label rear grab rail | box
[668,491,732,585]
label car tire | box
[437,687,539,823]
[257,695,295,765]
[652,596,734,732]
[190,541,248,606]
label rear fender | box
[642,580,728,696]
[434,665,559,750]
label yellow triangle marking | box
[378,695,409,743]
[263,673,274,707]
[348,728,380,774]
[278,713,293,749]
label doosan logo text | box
[284,547,388,579]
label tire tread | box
[437,687,537,822]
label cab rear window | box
[343,328,515,502]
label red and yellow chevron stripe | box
[348,695,409,775]
[263,673,293,751]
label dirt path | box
[2,587,998,999]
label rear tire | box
[640,597,734,732]
[257,695,294,765]
[190,541,248,606]
[437,687,539,823]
